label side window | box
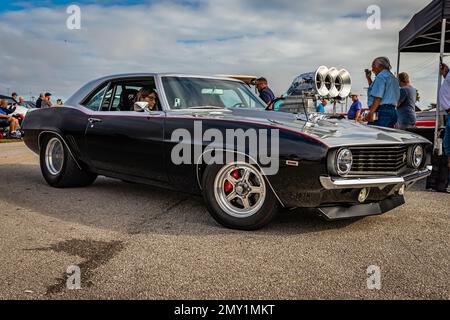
[84,83,108,111]
[84,78,158,112]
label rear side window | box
[83,83,109,111]
[82,78,158,111]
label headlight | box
[336,148,353,176]
[409,145,424,169]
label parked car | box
[415,110,436,127]
[405,110,442,143]
[220,75,257,86]
[21,73,432,230]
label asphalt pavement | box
[0,142,448,299]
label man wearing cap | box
[41,93,53,108]
[11,92,18,103]
[347,93,362,121]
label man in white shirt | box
[439,64,450,113]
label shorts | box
[444,114,450,156]
[0,118,9,127]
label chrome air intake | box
[286,66,352,99]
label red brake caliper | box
[224,170,240,193]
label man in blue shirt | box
[366,57,400,128]
[316,99,327,113]
[256,77,275,106]
[347,93,362,120]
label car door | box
[84,78,168,183]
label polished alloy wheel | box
[45,137,64,175]
[214,163,266,218]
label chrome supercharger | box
[279,66,352,113]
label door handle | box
[147,112,164,117]
[88,118,103,124]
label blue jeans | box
[444,114,450,156]
[368,105,398,128]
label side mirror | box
[134,101,149,112]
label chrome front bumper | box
[319,168,432,190]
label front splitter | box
[317,196,406,221]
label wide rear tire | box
[40,135,97,188]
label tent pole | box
[435,19,447,151]
[396,50,401,76]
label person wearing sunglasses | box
[135,88,158,112]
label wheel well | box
[38,132,56,150]
[195,150,285,207]
[38,131,83,170]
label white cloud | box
[0,0,437,109]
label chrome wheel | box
[214,163,266,218]
[45,137,64,176]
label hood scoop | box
[377,132,403,142]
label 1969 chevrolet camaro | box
[22,73,432,230]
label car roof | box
[65,73,244,106]
[87,73,243,83]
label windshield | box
[162,77,266,110]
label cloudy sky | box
[0,0,441,110]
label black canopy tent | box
[399,0,450,53]
[398,0,450,148]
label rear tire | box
[40,135,97,188]
[202,162,279,230]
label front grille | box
[349,145,409,176]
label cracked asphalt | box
[0,142,448,300]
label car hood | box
[168,108,431,148]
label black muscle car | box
[21,73,432,230]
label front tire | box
[202,162,279,230]
[40,135,97,188]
